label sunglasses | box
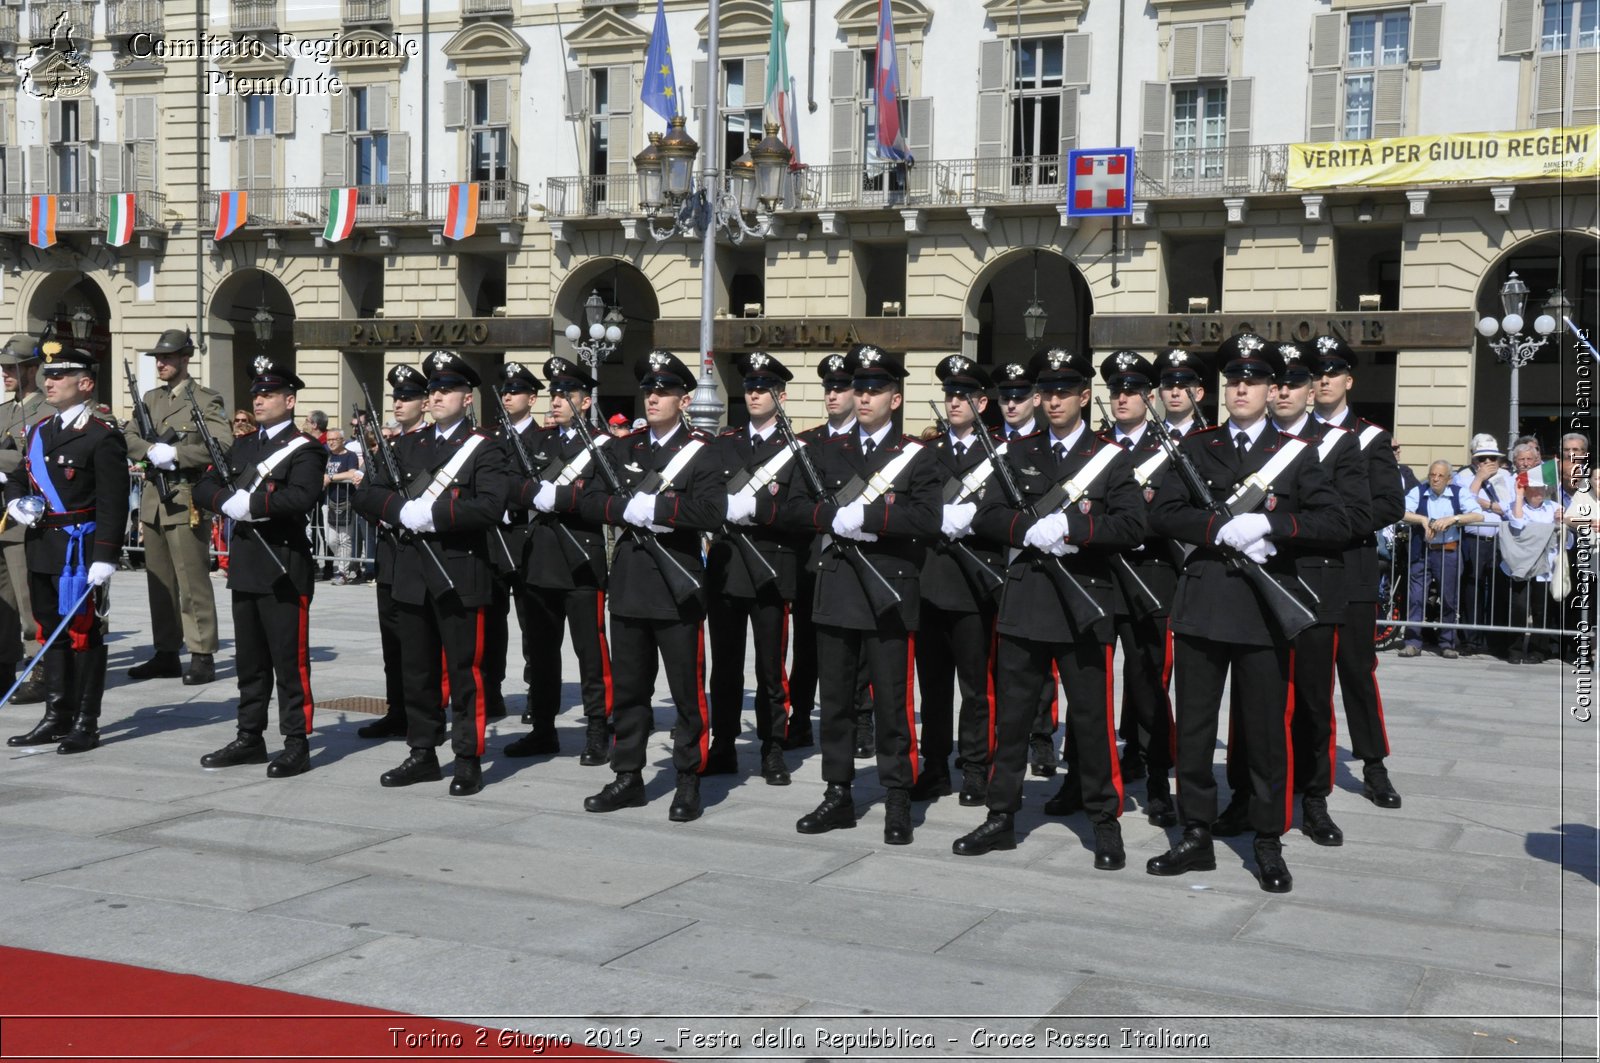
[232,418,251,425]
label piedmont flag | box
[639,0,678,125]
[214,190,248,240]
[27,195,56,249]
[764,0,802,167]
[443,182,479,241]
[873,0,911,164]
[105,192,136,248]
[1065,147,1135,217]
[323,187,358,243]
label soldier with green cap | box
[122,328,231,686]
[0,333,51,703]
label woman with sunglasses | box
[231,410,257,438]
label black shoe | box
[1145,790,1178,828]
[182,653,215,686]
[1210,796,1251,837]
[1093,819,1127,871]
[760,747,791,786]
[504,721,560,758]
[958,769,988,807]
[10,667,45,705]
[1362,762,1402,809]
[128,652,182,680]
[1146,826,1217,876]
[703,743,739,776]
[56,716,99,755]
[1028,735,1058,777]
[1042,775,1083,816]
[8,707,72,747]
[668,773,701,822]
[853,716,876,760]
[357,714,407,740]
[578,718,611,766]
[1119,746,1147,783]
[952,811,1016,856]
[380,748,443,787]
[909,768,952,802]
[267,736,310,778]
[1253,833,1293,893]
[585,772,646,812]
[449,756,483,796]
[1300,795,1344,846]
[883,788,913,846]
[796,783,856,834]
[201,733,268,768]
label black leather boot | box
[1210,795,1251,837]
[796,783,855,834]
[1362,759,1402,808]
[202,731,269,768]
[1144,785,1178,828]
[58,647,106,755]
[909,761,952,802]
[11,646,71,747]
[584,771,646,812]
[182,653,215,686]
[504,719,560,757]
[1028,734,1058,777]
[1253,833,1294,893]
[1092,819,1127,870]
[1146,825,1217,876]
[702,742,738,775]
[1300,795,1344,846]
[883,787,913,846]
[8,706,71,747]
[853,712,875,759]
[128,651,182,680]
[449,755,483,796]
[267,735,311,778]
[379,747,443,787]
[668,773,701,822]
[578,717,611,766]
[10,662,45,705]
[958,767,988,807]
[759,744,790,786]
[952,811,1016,856]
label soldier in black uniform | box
[3,343,128,754]
[913,355,1003,806]
[1310,337,1405,810]
[577,351,725,822]
[953,348,1145,866]
[353,350,511,797]
[193,356,329,776]
[706,352,803,786]
[779,346,941,845]
[482,361,543,743]
[510,356,615,764]
[356,364,431,739]
[1154,348,1210,438]
[1147,335,1350,893]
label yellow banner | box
[1287,127,1600,189]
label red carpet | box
[0,946,662,1061]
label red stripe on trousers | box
[1049,661,1061,727]
[1161,619,1177,764]
[469,607,487,756]
[595,592,615,716]
[1103,643,1124,813]
[904,634,919,783]
[297,595,315,734]
[776,601,791,726]
[694,623,711,772]
[1282,647,1297,832]
[439,649,450,706]
[1368,603,1391,755]
[985,620,998,759]
[1326,629,1340,792]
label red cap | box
[608,413,629,426]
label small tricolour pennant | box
[1065,147,1135,217]
[443,183,478,241]
[322,187,358,243]
[105,192,136,248]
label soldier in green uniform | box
[121,329,230,686]
[0,334,50,704]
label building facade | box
[0,0,1594,462]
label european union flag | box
[640,0,678,125]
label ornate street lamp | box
[1477,271,1559,451]
[564,289,625,426]
[70,305,94,342]
[729,139,760,215]
[658,115,699,203]
[1022,251,1047,351]
[750,121,794,209]
[634,132,665,212]
[251,304,275,344]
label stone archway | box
[207,268,297,412]
[554,258,662,423]
[964,246,1091,367]
[24,271,114,403]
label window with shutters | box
[1542,0,1599,50]
[469,78,511,184]
[587,68,611,180]
[351,86,389,188]
[107,94,158,193]
[1012,38,1064,188]
[52,101,89,194]
[1531,0,1599,125]
[976,33,1084,198]
[1343,10,1410,140]
[1309,7,1439,141]
[721,57,764,169]
[1172,85,1226,180]
[860,48,908,197]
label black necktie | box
[863,437,876,456]
[953,441,967,458]
[1170,427,1183,442]
[650,440,661,454]
[1053,441,1067,462]
[1119,436,1134,450]
[1235,431,1249,460]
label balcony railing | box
[200,182,530,231]
[1135,144,1291,198]
[342,0,391,25]
[29,2,94,41]
[229,0,277,33]
[0,7,18,48]
[0,191,168,235]
[462,0,512,14]
[106,0,164,38]
[546,175,640,218]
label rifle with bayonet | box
[125,359,177,503]
[709,413,783,594]
[926,399,1005,598]
[1091,396,1169,620]
[491,383,592,571]
[187,386,286,580]
[357,382,456,595]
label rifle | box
[124,360,176,503]
[926,399,1005,597]
[357,382,456,594]
[187,385,286,580]
[571,411,703,607]
[771,397,903,621]
[954,393,1106,628]
[1139,390,1319,641]
[705,413,781,594]
[491,383,592,570]
[1091,397,1168,620]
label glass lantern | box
[634,132,664,211]
[750,122,793,208]
[658,115,699,201]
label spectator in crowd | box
[1558,433,1591,661]
[1454,434,1515,655]
[1400,459,1484,659]
[380,419,401,441]
[1559,433,1590,508]
[307,409,329,443]
[607,412,630,437]
[1499,465,1563,664]
[1511,439,1547,478]
[321,428,363,585]
[1394,440,1421,494]
[231,409,256,438]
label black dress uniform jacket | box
[921,432,1005,614]
[522,426,610,591]
[1283,419,1372,624]
[14,410,130,573]
[1319,409,1405,602]
[1111,430,1181,616]
[709,427,805,602]
[194,425,328,596]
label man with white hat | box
[1453,433,1514,655]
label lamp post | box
[563,289,624,427]
[1476,272,1559,452]
[69,305,94,342]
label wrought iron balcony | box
[200,182,531,234]
[462,0,513,16]
[342,0,391,26]
[0,7,18,48]
[229,0,277,33]
[546,175,640,218]
[0,191,168,236]
[29,2,94,42]
[1134,144,1291,198]
[106,0,164,38]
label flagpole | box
[690,0,727,431]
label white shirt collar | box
[1165,416,1196,435]
[511,414,535,434]
[828,418,857,437]
[749,419,777,443]
[259,418,294,440]
[948,427,979,449]
[1114,423,1147,447]
[859,421,894,450]
[1314,405,1351,427]
[1047,421,1087,451]
[1273,413,1311,437]
[434,417,464,442]
[649,423,681,448]
[54,402,88,428]
[1224,417,1269,446]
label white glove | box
[1022,512,1070,551]
[0,471,7,484]
[837,527,879,542]
[399,498,435,533]
[220,489,253,522]
[1217,513,1272,551]
[648,523,674,534]
[832,503,867,538]
[1045,540,1080,557]
[1241,538,1277,564]
[532,482,557,513]
[87,561,116,587]
[4,499,38,527]
[942,502,977,540]
[623,493,658,528]
[146,442,178,470]
[726,492,758,525]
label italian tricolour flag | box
[323,187,358,243]
[105,193,136,247]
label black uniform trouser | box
[523,581,613,723]
[29,572,107,713]
[376,580,405,718]
[231,585,314,739]
[1174,634,1291,836]
[708,589,791,750]
[1226,622,1340,801]
[788,567,870,738]
[481,581,515,712]
[914,602,995,776]
[1333,599,1391,761]
[815,622,917,790]
[1113,611,1175,792]
[990,634,1121,819]
[395,594,490,759]
[608,613,707,775]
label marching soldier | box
[1147,335,1349,893]
[780,346,941,845]
[123,329,229,687]
[3,342,128,753]
[0,334,50,704]
[575,350,725,822]
[706,352,803,785]
[354,350,510,797]
[1153,348,1210,439]
[355,364,431,739]
[193,356,328,777]
[1310,337,1406,810]
[481,362,542,737]
[954,348,1145,866]
[512,356,615,764]
[914,355,1003,806]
